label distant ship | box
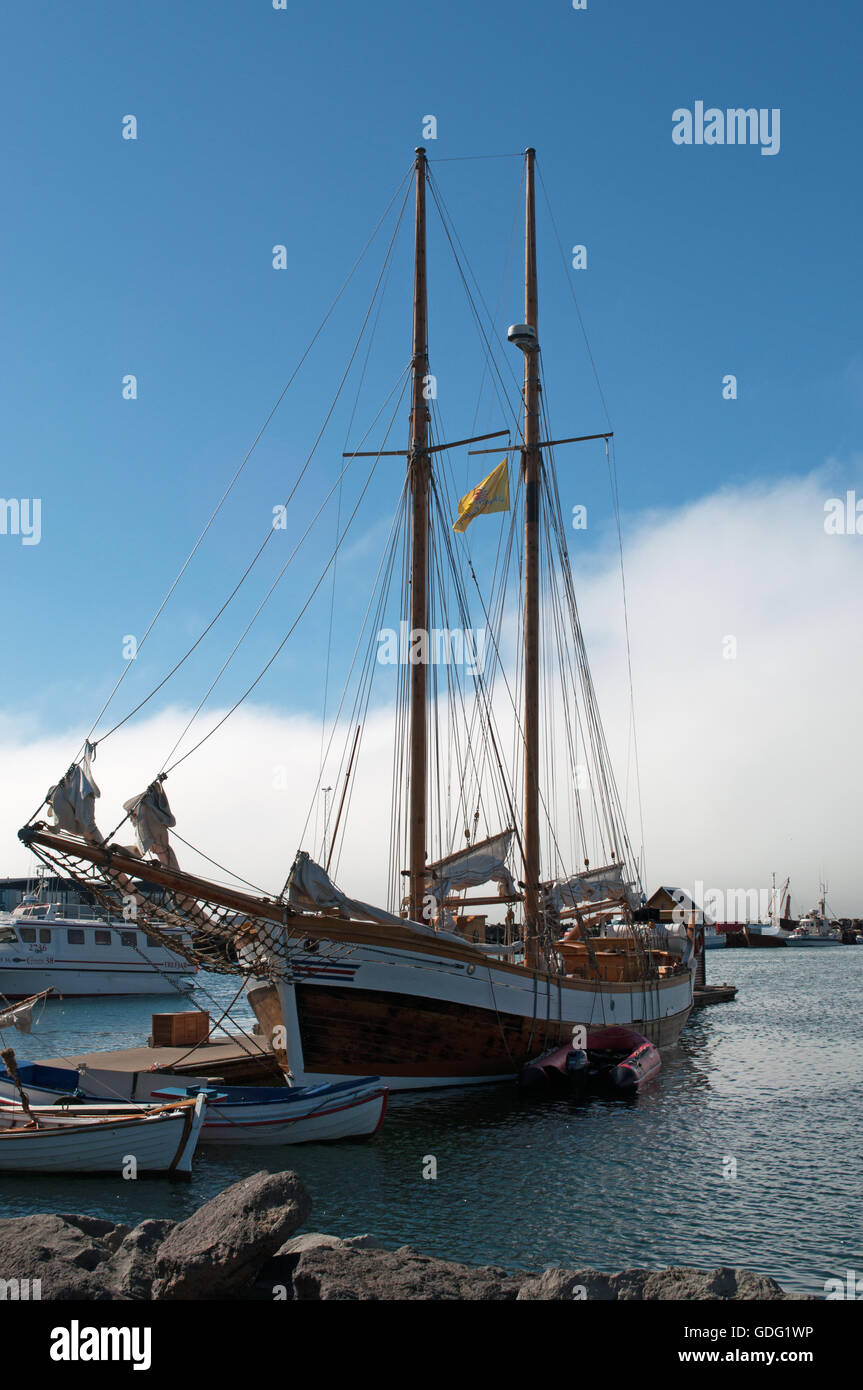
[780,883,843,947]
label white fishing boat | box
[18,148,701,1092]
[780,882,844,947]
[0,1061,388,1144]
[785,921,843,947]
[0,1092,205,1177]
[0,899,195,997]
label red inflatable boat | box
[519,1025,661,1094]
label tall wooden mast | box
[408,147,430,922]
[522,147,542,970]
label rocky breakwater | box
[0,1172,801,1301]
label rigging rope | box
[157,363,412,774]
[161,372,413,777]
[102,177,414,757]
[537,158,646,881]
[82,164,415,755]
[23,166,416,833]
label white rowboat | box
[150,1079,389,1145]
[0,1093,205,1177]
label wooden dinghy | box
[149,1077,389,1145]
[0,1092,205,1178]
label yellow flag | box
[452,458,510,533]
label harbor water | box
[1,949,860,1298]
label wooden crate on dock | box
[151,1011,210,1048]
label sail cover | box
[46,742,102,842]
[286,851,434,933]
[424,830,517,906]
[0,998,38,1033]
[122,781,179,870]
[546,861,640,912]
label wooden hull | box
[250,921,695,1091]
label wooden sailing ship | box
[20,148,699,1090]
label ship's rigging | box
[21,149,656,1001]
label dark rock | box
[151,1170,312,1300]
[56,1213,130,1252]
[517,1265,794,1301]
[640,1267,789,1301]
[516,1269,613,1300]
[0,1180,799,1303]
[729,1269,796,1300]
[277,1232,382,1257]
[0,1213,121,1300]
[291,1244,522,1301]
[104,1219,176,1300]
[615,1266,789,1300]
[255,1233,383,1300]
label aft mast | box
[408,147,430,922]
[521,148,541,971]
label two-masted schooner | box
[21,148,699,1089]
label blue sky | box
[1,2,861,907]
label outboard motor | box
[519,1043,589,1089]
[564,1047,590,1089]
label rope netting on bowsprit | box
[20,829,294,980]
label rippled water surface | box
[2,950,861,1296]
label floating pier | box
[693,983,738,1007]
[693,939,738,1005]
[35,1033,283,1086]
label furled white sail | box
[286,851,434,933]
[424,830,517,907]
[122,780,179,869]
[546,861,640,912]
[45,742,102,843]
[0,999,37,1033]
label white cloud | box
[2,470,861,918]
[1,704,404,905]
[575,468,863,917]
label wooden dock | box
[37,1033,284,1085]
[693,983,738,1007]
